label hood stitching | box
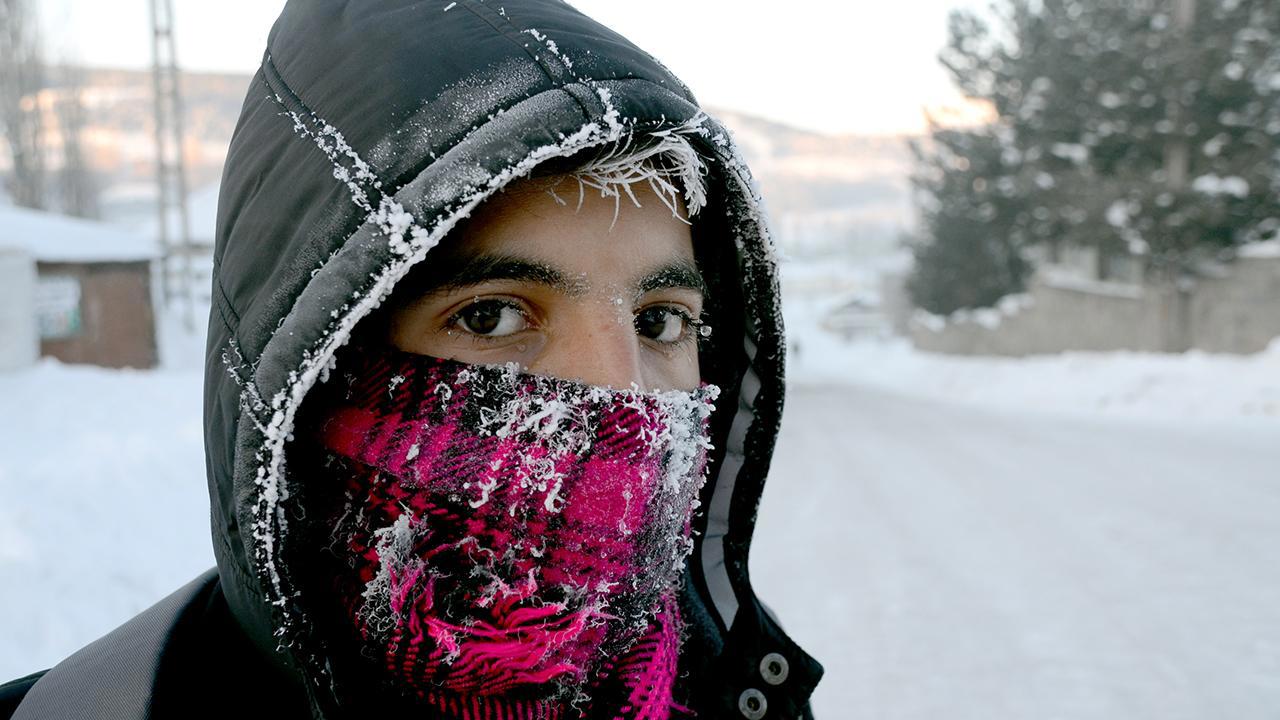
[244,37,662,640]
[459,1,567,90]
[219,22,795,714]
[213,275,242,326]
[249,57,641,647]
[221,337,272,430]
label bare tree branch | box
[0,0,48,209]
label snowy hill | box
[710,107,916,260]
[51,66,917,264]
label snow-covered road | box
[754,383,1280,719]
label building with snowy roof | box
[0,205,161,369]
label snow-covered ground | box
[0,359,212,671]
[754,383,1279,719]
[2,303,1277,718]
[783,290,1280,429]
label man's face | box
[385,177,705,391]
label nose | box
[530,312,647,391]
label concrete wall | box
[0,248,38,372]
[878,270,915,336]
[910,256,1280,356]
[1191,259,1280,353]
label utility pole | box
[149,0,195,331]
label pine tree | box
[907,127,1032,314]
[909,0,1280,313]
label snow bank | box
[0,359,211,679]
[786,297,1280,427]
[913,294,1034,333]
[1239,239,1280,259]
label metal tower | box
[149,0,195,330]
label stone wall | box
[909,256,1280,356]
[1190,257,1280,353]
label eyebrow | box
[636,260,708,300]
[412,252,707,300]
[417,253,589,297]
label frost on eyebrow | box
[636,262,708,300]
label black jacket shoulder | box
[0,671,46,720]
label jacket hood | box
[205,0,820,715]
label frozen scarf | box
[295,344,719,719]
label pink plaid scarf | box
[296,345,718,719]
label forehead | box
[448,175,696,278]
[386,175,706,306]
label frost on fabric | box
[358,511,424,637]
[524,28,569,71]
[273,91,431,258]
[710,118,788,336]
[448,361,720,525]
[248,26,779,676]
[254,36,632,641]
[305,351,719,701]
[366,56,546,178]
[521,28,626,136]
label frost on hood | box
[366,55,547,176]
[239,24,784,707]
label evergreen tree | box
[910,0,1280,313]
[907,127,1032,314]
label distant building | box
[0,205,160,369]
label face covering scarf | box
[295,344,719,719]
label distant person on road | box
[0,2,821,718]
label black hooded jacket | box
[2,2,822,718]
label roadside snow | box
[0,359,211,678]
[785,296,1280,429]
[1240,239,1280,259]
[754,383,1280,720]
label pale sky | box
[40,0,982,136]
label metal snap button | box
[760,652,790,685]
[738,688,768,719]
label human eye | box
[446,298,530,339]
[634,304,706,347]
